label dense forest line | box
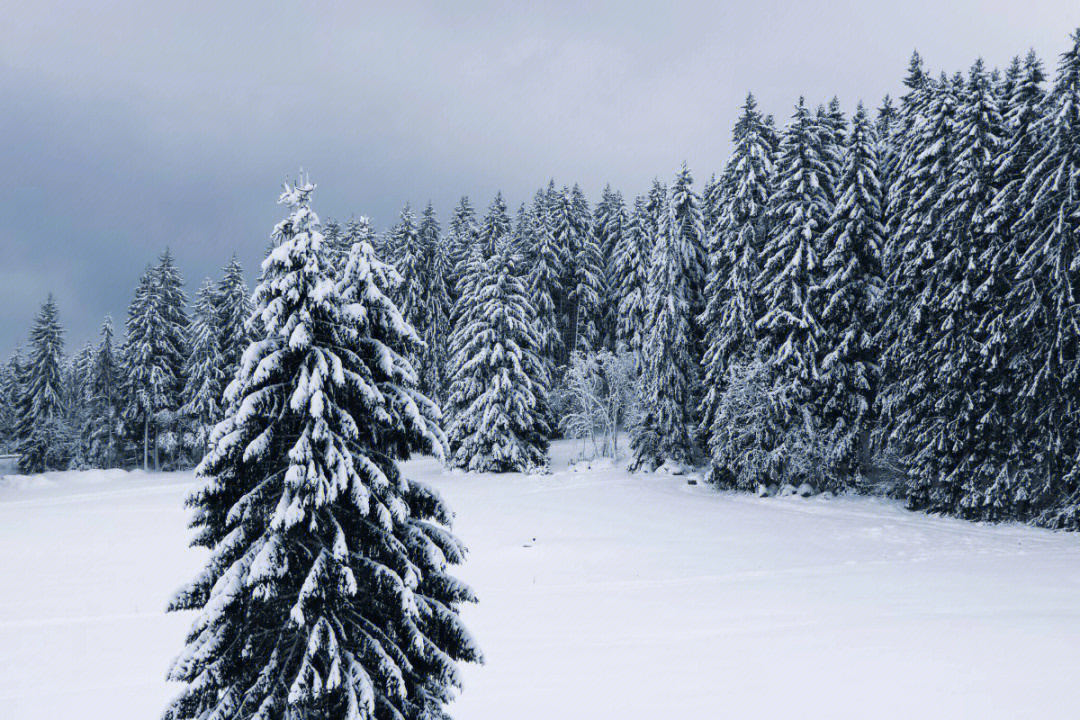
[3,30,1080,530]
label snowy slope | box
[1,442,1078,719]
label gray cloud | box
[2,0,1076,354]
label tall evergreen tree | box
[630,193,700,470]
[700,93,774,445]
[446,197,479,297]
[123,266,172,469]
[611,195,652,362]
[446,245,551,472]
[88,317,123,468]
[181,279,226,458]
[16,295,68,473]
[753,98,832,483]
[154,248,190,466]
[1009,31,1080,528]
[418,202,453,404]
[668,164,709,353]
[216,255,254,401]
[527,205,566,380]
[815,103,886,488]
[594,185,627,350]
[0,349,20,453]
[164,178,479,720]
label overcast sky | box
[2,1,1076,355]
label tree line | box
[4,30,1079,530]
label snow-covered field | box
[2,441,1078,719]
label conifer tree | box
[123,266,174,469]
[700,93,774,445]
[447,197,479,297]
[815,103,885,488]
[418,201,453,404]
[16,295,69,473]
[877,73,959,461]
[594,185,627,350]
[181,279,226,457]
[527,205,566,379]
[215,255,253,400]
[753,98,832,483]
[446,244,551,472]
[387,204,428,343]
[88,317,123,468]
[154,249,190,466]
[1010,31,1080,527]
[164,178,479,720]
[630,194,699,470]
[611,195,652,362]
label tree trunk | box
[143,415,149,470]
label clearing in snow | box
[1,440,1078,719]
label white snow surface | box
[2,440,1078,719]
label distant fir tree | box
[700,173,724,244]
[877,73,960,463]
[418,201,453,404]
[386,204,428,347]
[668,163,709,355]
[164,178,479,720]
[87,317,123,468]
[875,94,898,186]
[215,255,253,401]
[815,103,885,488]
[154,248,190,465]
[611,195,652,362]
[819,97,847,207]
[340,216,375,274]
[700,93,773,447]
[477,192,511,256]
[510,202,533,260]
[1010,31,1080,528]
[527,205,566,381]
[593,185,627,350]
[65,340,95,467]
[0,349,20,453]
[322,218,349,269]
[446,245,551,472]
[446,197,479,298]
[978,51,1046,516]
[630,193,700,470]
[16,295,68,473]
[550,186,601,359]
[181,279,225,457]
[754,98,832,484]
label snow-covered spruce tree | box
[549,185,605,359]
[753,98,832,486]
[16,295,69,473]
[0,350,20,453]
[593,185,627,351]
[668,164,709,354]
[339,216,375,277]
[630,194,700,471]
[814,103,885,489]
[892,63,1007,515]
[87,317,123,468]
[876,73,958,459]
[123,266,173,469]
[611,195,651,362]
[181,279,225,458]
[879,74,965,509]
[322,219,347,268]
[527,205,566,383]
[216,255,254,400]
[446,197,479,299]
[1009,30,1080,528]
[699,93,774,452]
[154,248,190,466]
[818,97,847,207]
[875,95,898,190]
[446,245,551,472]
[65,341,95,468]
[418,201,453,404]
[700,173,724,244]
[975,51,1047,517]
[164,178,479,720]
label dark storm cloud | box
[2,0,1076,354]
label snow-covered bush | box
[559,349,636,459]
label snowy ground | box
[2,441,1078,719]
